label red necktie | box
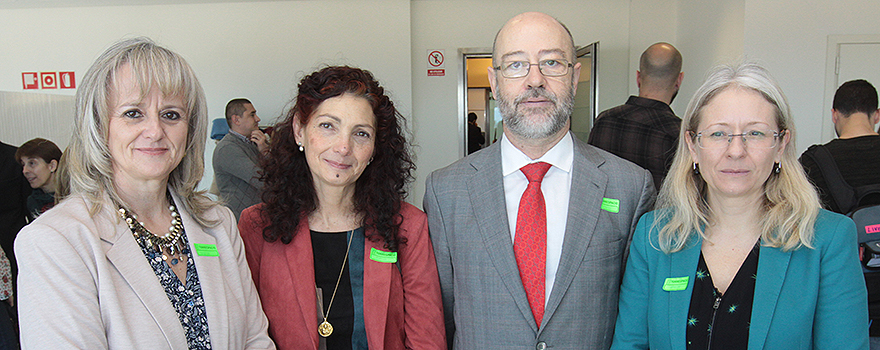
[514,161,552,327]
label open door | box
[570,42,599,143]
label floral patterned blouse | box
[0,248,10,301]
[133,227,212,349]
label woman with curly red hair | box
[238,66,445,350]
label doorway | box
[459,42,599,156]
[823,35,880,140]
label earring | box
[773,162,781,174]
[693,162,700,175]
[298,142,304,152]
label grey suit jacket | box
[424,134,655,349]
[15,192,275,349]
[213,133,262,220]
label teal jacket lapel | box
[747,245,791,350]
[667,240,701,350]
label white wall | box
[3,0,878,209]
[0,0,412,192]
[674,0,744,116]
[743,0,880,153]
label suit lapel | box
[287,222,321,348]
[362,233,391,349]
[542,140,606,327]
[101,204,188,348]
[748,246,791,350]
[175,195,229,348]
[667,239,701,350]
[468,144,538,330]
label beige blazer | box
[15,192,275,349]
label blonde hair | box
[655,61,820,253]
[64,37,217,226]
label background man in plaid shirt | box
[588,42,683,189]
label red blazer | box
[239,202,446,350]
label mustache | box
[514,87,557,105]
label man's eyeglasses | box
[691,129,786,149]
[494,59,573,79]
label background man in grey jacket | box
[213,98,268,220]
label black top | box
[312,230,356,350]
[26,188,55,221]
[468,123,484,155]
[588,96,681,189]
[686,246,759,349]
[800,135,880,213]
[0,142,30,280]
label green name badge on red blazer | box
[194,243,219,257]
[370,248,398,263]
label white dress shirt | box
[500,132,573,306]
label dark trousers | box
[0,301,18,350]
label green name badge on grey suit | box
[601,198,620,213]
[662,276,689,291]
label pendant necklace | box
[117,194,186,265]
[318,229,354,338]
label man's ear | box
[487,65,498,100]
[48,159,58,172]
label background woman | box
[611,62,868,349]
[16,138,62,220]
[239,66,446,350]
[15,37,274,349]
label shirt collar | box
[228,129,253,144]
[501,131,574,177]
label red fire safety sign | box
[41,72,58,89]
[22,72,38,89]
[22,71,76,90]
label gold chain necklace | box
[318,229,354,338]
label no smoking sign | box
[427,49,445,77]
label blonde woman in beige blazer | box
[14,37,274,350]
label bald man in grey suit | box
[424,12,655,349]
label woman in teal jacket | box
[611,61,868,349]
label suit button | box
[536,341,547,350]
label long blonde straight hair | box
[655,61,820,253]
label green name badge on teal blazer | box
[370,248,398,263]
[662,276,689,291]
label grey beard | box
[498,86,574,140]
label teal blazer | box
[611,209,868,349]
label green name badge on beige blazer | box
[194,243,219,257]
[370,248,398,263]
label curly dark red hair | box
[259,66,414,250]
